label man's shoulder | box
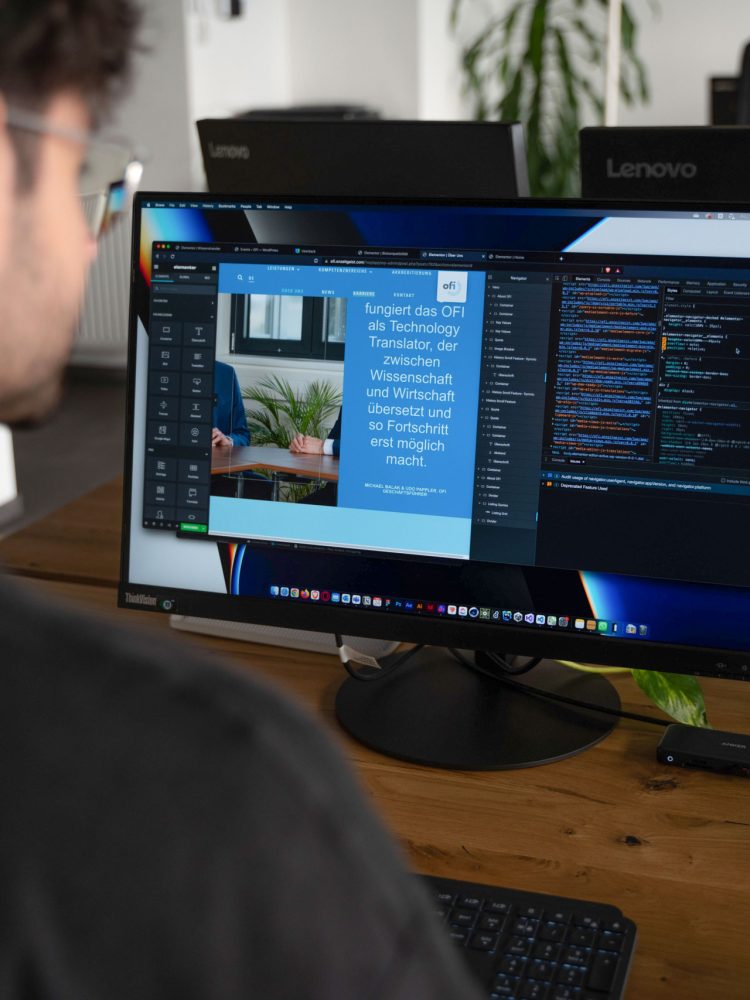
[0,573,345,806]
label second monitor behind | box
[580,126,750,201]
[197,118,529,199]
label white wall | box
[184,0,291,119]
[618,0,750,126]
[108,0,193,190]
[184,0,292,186]
[416,0,466,120]
[286,0,419,118]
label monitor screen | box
[120,194,750,700]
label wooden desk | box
[3,482,750,998]
[212,444,339,481]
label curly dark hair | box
[0,1,141,185]
[0,0,140,113]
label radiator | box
[71,194,132,368]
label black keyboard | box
[420,874,636,999]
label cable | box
[479,649,542,676]
[448,648,671,728]
[334,637,671,727]
[334,635,424,682]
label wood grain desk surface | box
[2,479,750,998]
[212,444,339,481]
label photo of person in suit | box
[212,360,249,447]
[289,407,341,457]
[289,407,341,505]
[210,361,273,499]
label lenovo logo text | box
[208,142,250,160]
[606,157,697,180]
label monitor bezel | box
[119,190,750,681]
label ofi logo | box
[442,279,460,293]
[208,142,250,160]
[606,157,697,180]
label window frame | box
[229,293,345,361]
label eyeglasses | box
[5,106,144,240]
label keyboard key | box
[570,928,596,947]
[598,931,623,953]
[530,959,555,980]
[522,981,550,999]
[492,973,520,997]
[457,894,482,909]
[501,954,527,976]
[557,965,585,987]
[563,945,591,966]
[435,891,455,906]
[514,917,540,935]
[551,987,581,1000]
[447,928,467,945]
[519,904,544,918]
[468,930,498,951]
[451,911,476,927]
[479,913,506,932]
[486,900,512,915]
[539,922,567,943]
[507,936,534,957]
[534,941,561,962]
[573,914,601,930]
[586,951,618,992]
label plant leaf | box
[242,375,341,448]
[451,0,652,196]
[631,670,711,727]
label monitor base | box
[335,648,620,770]
[170,614,398,658]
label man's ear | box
[0,96,15,272]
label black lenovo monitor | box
[197,119,530,199]
[580,126,750,201]
[710,40,750,125]
[120,193,750,769]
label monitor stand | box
[335,647,620,770]
[170,614,398,658]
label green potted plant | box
[242,374,341,448]
[241,375,342,502]
[450,0,652,196]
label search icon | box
[236,273,243,280]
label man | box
[289,407,341,506]
[0,4,481,998]
[290,406,341,456]
[212,360,250,448]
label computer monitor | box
[120,193,750,769]
[197,119,530,199]
[711,41,750,125]
[579,126,750,201]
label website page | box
[141,237,750,591]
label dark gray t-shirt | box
[0,574,481,999]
